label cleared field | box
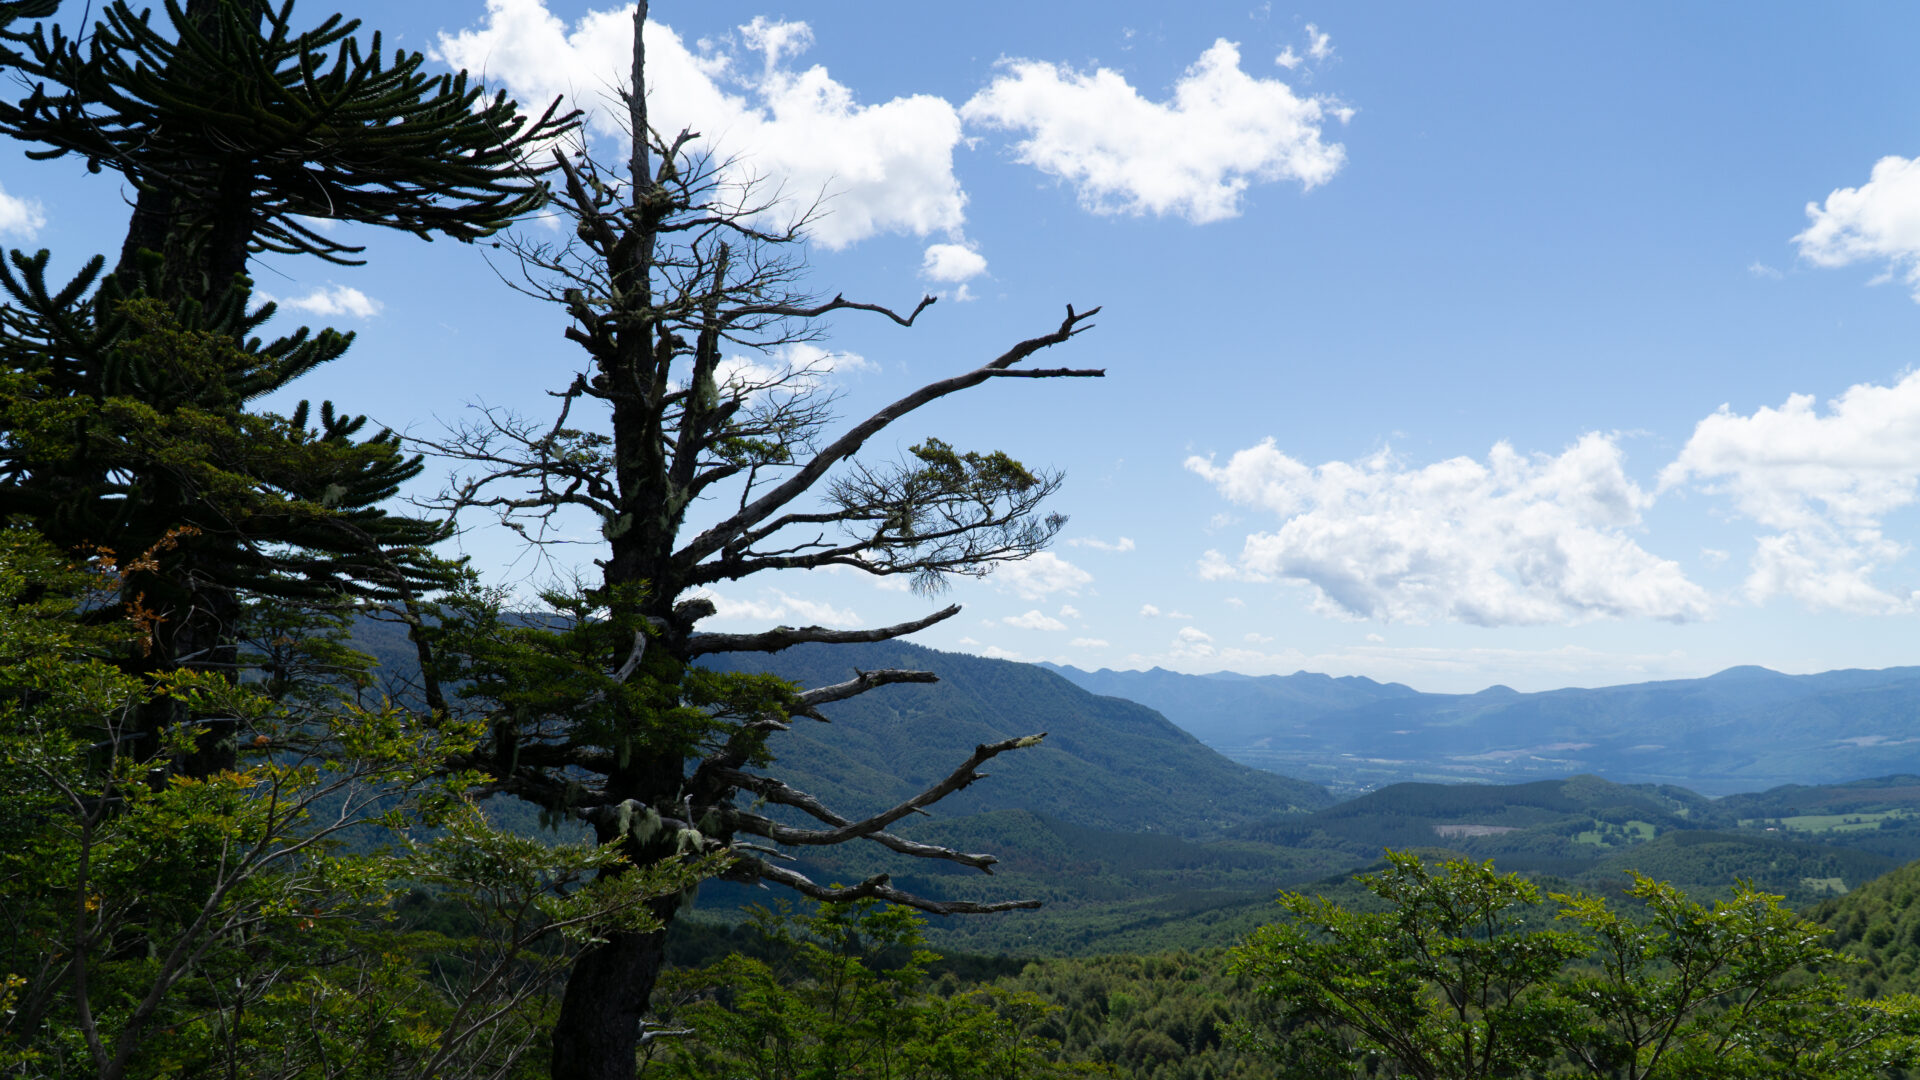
[1740,809,1915,833]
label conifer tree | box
[0,0,573,771]
[0,0,570,303]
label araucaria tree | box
[417,3,1102,1074]
[0,0,572,770]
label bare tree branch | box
[724,807,999,872]
[675,304,1102,571]
[795,668,940,711]
[685,606,960,658]
[710,732,1045,846]
[732,862,1041,915]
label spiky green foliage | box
[0,250,453,777]
[0,0,572,778]
[0,0,574,300]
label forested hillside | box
[712,640,1333,833]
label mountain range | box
[1044,662,1920,796]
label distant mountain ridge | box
[1042,662,1920,796]
[704,640,1333,836]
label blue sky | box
[9,2,1920,691]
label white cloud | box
[1245,631,1274,643]
[920,242,988,282]
[960,38,1347,224]
[1305,23,1334,62]
[1170,624,1216,660]
[262,284,384,319]
[690,587,862,626]
[435,3,967,249]
[1795,156,1920,300]
[1747,261,1782,280]
[1275,46,1302,70]
[1066,535,1136,552]
[1069,637,1109,648]
[1003,609,1067,631]
[0,182,46,239]
[1188,434,1710,626]
[713,341,871,399]
[1058,604,1081,619]
[1139,603,1162,617]
[1662,372,1920,612]
[1197,549,1238,580]
[991,551,1093,599]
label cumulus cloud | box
[920,242,988,282]
[435,3,967,249]
[690,588,861,626]
[1069,637,1109,648]
[0,182,45,239]
[1066,535,1135,552]
[1188,435,1709,626]
[991,551,1092,599]
[262,284,383,319]
[1170,624,1217,660]
[960,38,1348,223]
[1795,156,1920,300]
[1661,372,1920,612]
[1275,46,1302,70]
[1058,604,1081,618]
[1003,609,1067,631]
[1197,549,1238,580]
[1139,604,1194,619]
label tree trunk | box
[549,925,671,1080]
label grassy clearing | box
[1740,809,1915,833]
[1572,819,1660,846]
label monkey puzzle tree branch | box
[732,862,1040,915]
[685,607,959,657]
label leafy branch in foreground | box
[0,525,703,1080]
[645,900,1095,1080]
[1229,851,1920,1079]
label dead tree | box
[409,4,1101,1076]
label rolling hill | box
[708,640,1333,837]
